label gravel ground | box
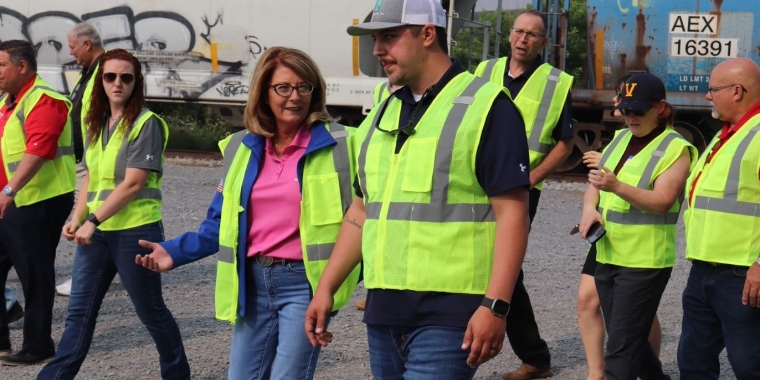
[3,163,734,379]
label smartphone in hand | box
[587,222,606,244]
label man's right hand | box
[304,290,334,347]
[135,240,174,273]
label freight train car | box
[1,0,479,126]
[539,0,757,172]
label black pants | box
[595,263,671,380]
[0,192,74,355]
[505,188,551,368]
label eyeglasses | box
[374,91,430,136]
[707,83,747,94]
[511,28,545,41]
[270,83,314,97]
[621,108,651,117]
[102,72,135,84]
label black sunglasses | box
[374,90,430,136]
[621,108,651,117]
[103,72,135,84]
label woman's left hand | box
[74,221,96,245]
[588,165,620,193]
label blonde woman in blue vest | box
[39,49,190,379]
[134,46,359,380]
[578,73,696,380]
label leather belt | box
[254,255,283,267]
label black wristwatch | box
[85,213,101,227]
[481,297,510,318]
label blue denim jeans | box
[678,261,760,380]
[38,222,190,380]
[228,258,324,380]
[366,324,478,380]
[4,286,15,310]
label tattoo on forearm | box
[346,218,362,229]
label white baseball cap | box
[347,0,448,36]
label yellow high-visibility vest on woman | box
[596,128,697,268]
[214,123,360,323]
[85,109,167,231]
[684,114,760,266]
[1,75,76,206]
[355,72,504,294]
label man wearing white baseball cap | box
[305,0,533,378]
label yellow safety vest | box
[70,59,101,139]
[1,75,76,206]
[475,58,573,190]
[214,124,360,323]
[596,128,696,268]
[374,81,391,106]
[85,109,167,231]
[355,72,503,294]
[684,115,760,266]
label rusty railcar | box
[541,0,755,171]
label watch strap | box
[86,213,102,227]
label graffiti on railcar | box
[0,6,264,100]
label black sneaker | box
[7,302,23,324]
[1,350,54,366]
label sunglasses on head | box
[102,72,135,84]
[621,108,651,117]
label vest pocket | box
[517,97,539,134]
[401,138,437,193]
[306,173,343,225]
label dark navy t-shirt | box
[503,55,574,142]
[354,60,530,328]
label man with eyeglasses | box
[0,40,76,365]
[53,23,107,298]
[678,57,760,379]
[303,0,531,378]
[474,9,574,380]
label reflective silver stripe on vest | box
[7,145,75,173]
[222,130,247,178]
[327,123,353,212]
[599,129,631,168]
[599,132,682,225]
[527,67,563,154]
[357,97,389,197]
[305,243,335,262]
[366,201,494,222]
[15,86,59,131]
[217,246,235,264]
[480,58,499,81]
[692,124,760,216]
[362,77,496,222]
[87,187,162,202]
[375,82,388,105]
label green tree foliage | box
[149,102,233,151]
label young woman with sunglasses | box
[39,49,190,379]
[577,73,697,379]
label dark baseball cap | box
[347,0,447,36]
[614,73,667,111]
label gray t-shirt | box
[83,115,165,174]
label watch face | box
[493,300,510,316]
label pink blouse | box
[245,126,311,260]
